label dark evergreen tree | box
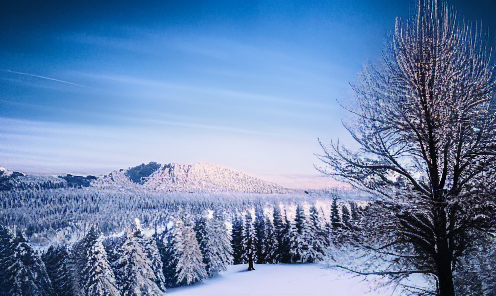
[341,204,350,228]
[263,215,279,264]
[280,211,295,263]
[241,211,257,270]
[141,230,167,292]
[254,207,267,264]
[73,225,120,296]
[157,226,178,288]
[231,214,244,265]
[43,245,74,296]
[113,220,164,296]
[272,205,286,263]
[174,213,206,285]
[330,197,341,229]
[349,201,360,223]
[308,205,326,262]
[0,226,54,296]
[195,211,233,277]
[291,204,312,263]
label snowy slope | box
[167,264,402,296]
[143,163,287,193]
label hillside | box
[93,162,288,193]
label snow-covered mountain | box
[94,162,288,193]
[1,162,289,193]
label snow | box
[167,264,400,296]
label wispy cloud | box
[1,70,87,87]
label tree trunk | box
[436,241,455,296]
[434,205,455,296]
[247,252,255,271]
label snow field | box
[168,264,400,296]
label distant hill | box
[93,162,288,193]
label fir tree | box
[241,211,257,270]
[210,211,233,274]
[157,225,178,287]
[341,204,350,228]
[231,214,244,265]
[0,226,54,296]
[281,211,296,263]
[331,197,341,230]
[308,205,326,262]
[291,204,312,263]
[254,207,267,264]
[139,229,167,292]
[174,213,207,285]
[113,220,164,296]
[271,205,285,263]
[73,225,120,296]
[195,211,233,277]
[43,245,74,296]
[263,215,279,264]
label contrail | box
[2,69,86,87]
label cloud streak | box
[2,70,86,87]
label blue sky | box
[1,0,495,183]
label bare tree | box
[317,1,496,295]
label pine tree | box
[231,214,244,265]
[341,204,350,228]
[241,211,257,270]
[308,205,326,262]
[330,197,341,230]
[43,245,74,296]
[281,211,296,263]
[73,225,120,296]
[263,215,279,264]
[195,211,233,277]
[174,213,207,285]
[209,211,233,275]
[113,221,164,296]
[254,207,267,264]
[157,225,178,287]
[291,204,312,263]
[271,205,285,263]
[141,230,167,292]
[0,226,54,296]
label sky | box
[1,0,495,186]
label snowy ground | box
[167,264,401,296]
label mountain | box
[93,162,288,193]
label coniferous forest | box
[0,185,362,296]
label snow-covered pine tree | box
[254,207,267,264]
[113,220,164,296]
[271,205,285,263]
[195,211,233,277]
[330,197,341,230]
[73,225,120,296]
[141,228,167,292]
[43,245,74,296]
[231,213,244,265]
[341,204,350,228]
[156,225,179,287]
[279,210,293,263]
[210,211,233,275]
[174,212,207,285]
[0,226,54,296]
[241,211,257,270]
[291,204,312,263]
[349,201,360,224]
[308,205,326,262]
[263,214,279,264]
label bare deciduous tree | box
[317,1,496,295]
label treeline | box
[0,198,361,296]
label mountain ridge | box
[1,162,289,193]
